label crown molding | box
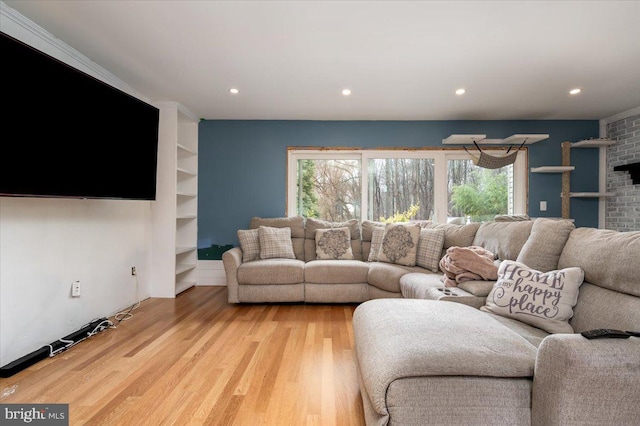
[0,1,151,103]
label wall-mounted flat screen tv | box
[0,31,159,200]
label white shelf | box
[569,192,615,198]
[176,246,196,255]
[177,167,197,176]
[531,166,575,173]
[176,214,197,220]
[176,279,196,294]
[177,191,197,197]
[502,134,549,145]
[177,143,197,155]
[176,263,197,275]
[442,134,486,144]
[442,133,548,145]
[571,139,616,148]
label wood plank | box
[0,287,364,425]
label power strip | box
[0,317,111,378]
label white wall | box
[0,3,154,366]
[0,198,151,366]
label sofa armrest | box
[222,247,243,303]
[532,334,640,426]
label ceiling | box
[4,1,640,121]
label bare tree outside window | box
[368,158,434,221]
[296,159,361,221]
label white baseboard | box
[197,260,227,286]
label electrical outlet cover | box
[72,281,81,297]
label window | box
[288,148,527,224]
[447,159,513,223]
[296,158,361,221]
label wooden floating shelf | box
[177,167,197,176]
[571,139,616,148]
[177,191,197,197]
[564,192,615,198]
[531,166,575,173]
[442,134,549,145]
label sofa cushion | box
[487,313,550,347]
[481,261,584,334]
[250,216,305,260]
[258,226,296,260]
[361,220,386,242]
[416,228,445,272]
[569,282,640,333]
[517,218,575,272]
[472,220,533,261]
[315,227,354,260]
[237,259,305,285]
[457,280,495,297]
[237,228,260,263]
[305,260,369,284]
[558,228,640,297]
[428,222,481,254]
[494,214,530,222]
[367,226,385,262]
[304,217,362,261]
[378,223,421,266]
[367,262,428,293]
[353,299,537,423]
[399,272,444,298]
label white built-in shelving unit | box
[150,102,199,297]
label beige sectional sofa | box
[224,216,501,304]
[354,226,640,426]
[223,215,640,425]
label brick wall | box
[606,113,640,231]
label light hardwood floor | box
[0,287,365,425]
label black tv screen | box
[0,32,159,200]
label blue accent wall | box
[198,120,599,246]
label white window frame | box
[287,148,527,223]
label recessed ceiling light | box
[455,88,466,95]
[229,88,239,94]
[569,88,581,95]
[342,89,351,96]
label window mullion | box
[360,152,369,222]
[433,152,447,224]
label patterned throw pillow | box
[416,228,445,272]
[378,223,421,267]
[315,227,354,260]
[481,260,584,334]
[237,228,260,263]
[367,226,385,262]
[258,226,296,260]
